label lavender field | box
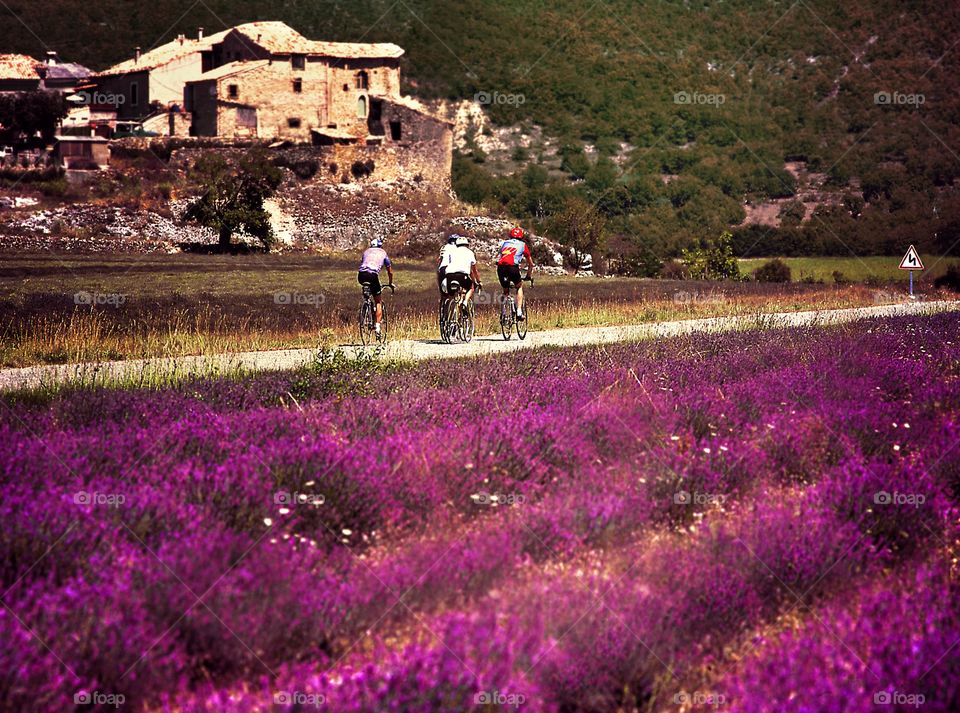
[2,314,959,712]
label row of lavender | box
[1,314,958,711]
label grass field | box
[739,254,960,283]
[1,252,955,368]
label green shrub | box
[753,258,792,283]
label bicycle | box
[500,276,533,341]
[359,283,394,346]
[439,280,477,344]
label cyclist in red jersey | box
[496,226,534,320]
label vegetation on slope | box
[3,1,960,264]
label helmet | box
[455,236,469,247]
[510,227,525,239]
[447,233,460,244]
[370,238,384,248]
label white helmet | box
[370,238,384,248]
[455,236,469,247]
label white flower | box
[263,517,273,527]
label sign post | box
[898,245,924,298]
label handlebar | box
[384,284,396,293]
[522,276,534,286]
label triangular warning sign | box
[899,245,924,270]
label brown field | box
[0,252,942,368]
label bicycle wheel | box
[517,302,528,340]
[438,298,447,342]
[359,300,373,346]
[461,301,475,343]
[500,297,513,341]
[443,298,460,343]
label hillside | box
[3,1,960,264]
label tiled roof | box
[0,54,42,81]
[97,28,231,76]
[308,41,404,60]
[189,59,270,82]
[232,21,314,54]
[45,63,94,80]
[229,22,404,59]
[97,21,405,78]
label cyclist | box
[444,235,482,305]
[357,238,394,336]
[437,233,459,294]
[496,226,533,320]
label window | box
[343,84,349,92]
[291,54,305,71]
[227,84,239,99]
[390,120,402,141]
[236,107,257,129]
[356,71,369,90]
[130,82,139,106]
[287,118,302,129]
[292,78,303,93]
[357,95,367,118]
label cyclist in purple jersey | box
[358,238,394,334]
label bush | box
[753,258,792,283]
[681,230,742,280]
[934,264,960,292]
[660,259,688,279]
[832,270,848,284]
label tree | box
[548,197,607,273]
[183,151,283,249]
[681,230,742,280]
[0,91,67,143]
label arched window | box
[357,95,367,118]
[356,71,369,90]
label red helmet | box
[510,227,525,239]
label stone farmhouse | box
[93,21,452,186]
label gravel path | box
[2,300,957,392]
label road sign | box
[899,245,924,270]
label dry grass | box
[0,252,941,368]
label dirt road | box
[1,300,957,392]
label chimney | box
[177,34,185,45]
[46,51,58,66]
[198,27,204,41]
[135,47,141,64]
